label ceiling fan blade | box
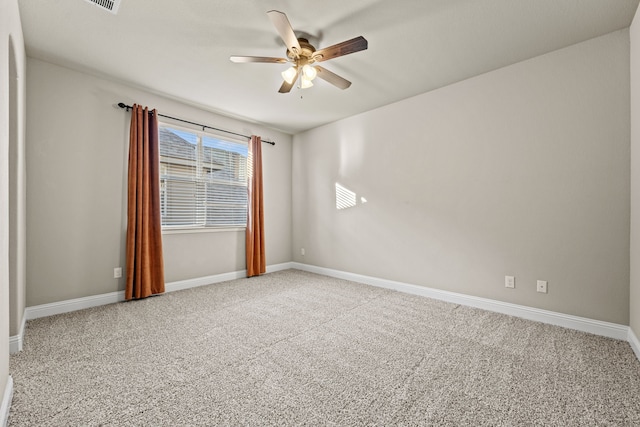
[313,36,368,62]
[278,68,300,93]
[267,10,302,57]
[315,66,352,90]
[230,56,288,64]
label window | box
[158,125,248,230]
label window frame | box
[157,121,249,234]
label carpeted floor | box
[8,269,640,426]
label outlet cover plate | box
[505,276,515,289]
[537,280,548,293]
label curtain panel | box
[246,135,266,277]
[125,104,165,299]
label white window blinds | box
[158,125,248,229]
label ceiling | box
[18,0,640,134]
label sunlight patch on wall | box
[335,183,367,210]
[335,183,356,209]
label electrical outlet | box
[301,248,305,256]
[537,280,548,293]
[114,267,122,279]
[505,275,515,289]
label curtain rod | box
[117,103,275,146]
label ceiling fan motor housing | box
[288,38,317,63]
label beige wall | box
[631,11,640,337]
[26,58,292,306]
[293,30,630,324]
[2,0,26,411]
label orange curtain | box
[125,104,165,300]
[246,135,266,277]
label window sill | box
[162,227,245,235]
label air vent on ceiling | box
[83,0,121,14]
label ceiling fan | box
[230,10,368,93]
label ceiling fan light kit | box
[300,76,314,89]
[230,10,368,94]
[281,66,298,84]
[302,64,317,80]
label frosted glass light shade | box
[281,66,297,84]
[300,76,314,88]
[302,64,317,80]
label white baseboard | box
[9,314,26,354]
[291,262,630,341]
[165,271,247,293]
[629,328,640,362]
[0,376,13,427]
[24,262,295,321]
[25,290,125,320]
[265,262,295,273]
[164,262,293,292]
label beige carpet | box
[9,269,640,426]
